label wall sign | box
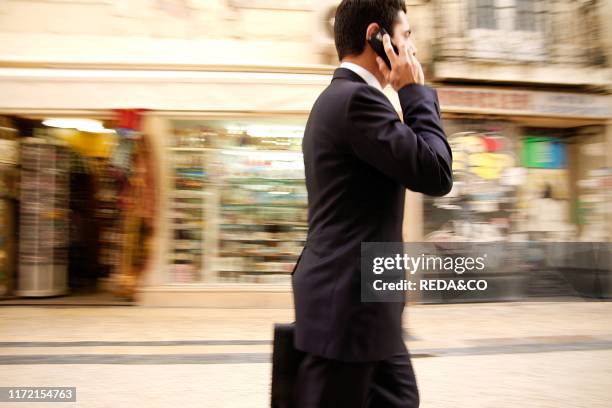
[437,87,610,119]
[522,137,567,169]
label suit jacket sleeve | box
[346,84,453,196]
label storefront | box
[165,118,307,285]
[419,86,611,301]
[0,112,160,303]
[0,68,610,306]
[0,67,333,306]
[424,86,611,243]
[144,87,610,305]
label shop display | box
[18,136,69,297]
[167,147,208,283]
[106,129,158,299]
[168,122,307,284]
[425,123,521,242]
[218,150,307,283]
[424,123,583,243]
[94,157,123,278]
[517,169,573,241]
[515,133,575,241]
[422,122,612,301]
[44,124,123,291]
[27,113,157,301]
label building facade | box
[0,0,609,305]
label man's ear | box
[365,22,380,41]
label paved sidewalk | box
[1,301,611,348]
[0,301,611,407]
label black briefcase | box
[271,323,306,408]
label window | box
[515,0,537,31]
[471,0,497,30]
[470,0,540,31]
[167,118,308,284]
[465,0,545,61]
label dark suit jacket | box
[292,67,453,362]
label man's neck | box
[341,55,385,88]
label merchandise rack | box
[167,125,308,284]
[17,137,69,296]
[167,146,208,283]
[217,149,307,283]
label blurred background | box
[0,1,611,407]
[0,0,610,305]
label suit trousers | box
[294,351,419,408]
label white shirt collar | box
[339,61,383,92]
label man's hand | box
[376,34,424,91]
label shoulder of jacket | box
[345,83,394,113]
[330,78,371,96]
[316,80,372,110]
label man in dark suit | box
[291,0,453,406]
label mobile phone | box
[367,27,399,70]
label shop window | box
[425,124,580,244]
[423,120,520,242]
[167,119,307,284]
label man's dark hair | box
[334,0,406,60]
